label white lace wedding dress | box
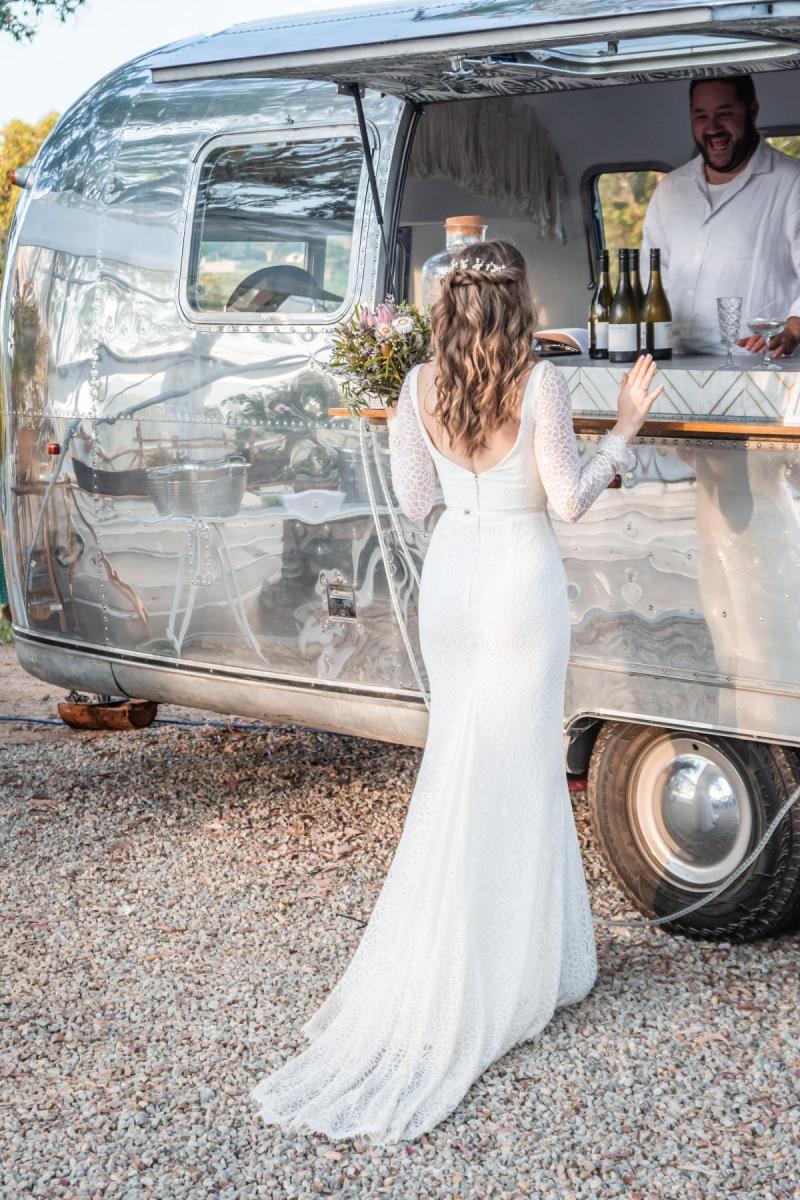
[249,358,636,1144]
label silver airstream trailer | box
[3,0,800,942]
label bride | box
[249,239,662,1144]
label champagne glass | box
[747,312,785,371]
[716,296,742,369]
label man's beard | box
[695,123,759,174]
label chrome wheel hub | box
[628,736,753,890]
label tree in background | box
[597,169,664,275]
[770,135,800,162]
[0,112,58,274]
[1,1,85,40]
[0,110,58,620]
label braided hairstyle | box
[429,240,538,458]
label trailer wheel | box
[587,723,800,943]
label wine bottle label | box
[608,324,638,352]
[651,321,672,351]
[589,321,609,350]
[639,322,645,347]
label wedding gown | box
[249,358,637,1144]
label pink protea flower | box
[360,307,378,327]
[376,302,395,324]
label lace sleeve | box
[387,372,438,523]
[533,360,637,524]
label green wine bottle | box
[643,248,673,360]
[629,248,645,352]
[588,250,612,360]
[609,250,639,364]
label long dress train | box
[248,358,637,1143]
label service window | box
[184,128,365,322]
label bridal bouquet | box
[328,297,431,416]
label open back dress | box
[249,357,636,1144]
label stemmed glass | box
[747,311,786,371]
[716,296,742,369]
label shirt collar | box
[693,135,770,218]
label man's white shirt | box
[641,137,800,354]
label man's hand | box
[738,315,800,359]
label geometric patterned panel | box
[564,357,800,423]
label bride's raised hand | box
[616,353,664,440]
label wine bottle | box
[643,248,673,360]
[588,250,612,360]
[608,249,639,364]
[629,248,645,351]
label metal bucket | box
[146,458,247,519]
[336,440,392,503]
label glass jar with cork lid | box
[420,215,488,311]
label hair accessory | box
[452,258,503,275]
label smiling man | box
[641,75,800,357]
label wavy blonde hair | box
[429,240,538,457]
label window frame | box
[178,122,372,329]
[763,124,800,141]
[582,159,673,284]
[762,123,800,154]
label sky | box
[1,0,396,128]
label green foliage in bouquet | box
[328,298,431,416]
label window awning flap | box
[147,0,800,98]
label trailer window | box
[185,131,365,321]
[766,133,800,161]
[587,167,666,276]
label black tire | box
[588,722,800,943]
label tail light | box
[9,166,31,189]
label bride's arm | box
[386,372,438,522]
[533,360,637,523]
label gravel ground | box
[1,657,798,1199]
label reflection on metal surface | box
[1,34,800,750]
[183,127,368,326]
[163,518,265,659]
[324,579,358,623]
[147,458,247,519]
[628,734,753,889]
[146,1,800,99]
[14,632,429,746]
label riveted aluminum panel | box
[1,61,418,698]
[147,1,800,100]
